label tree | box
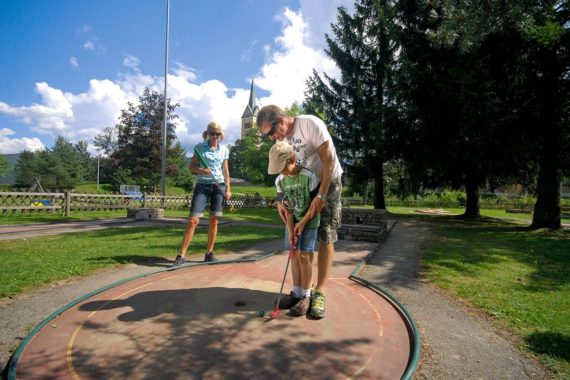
[14,136,87,189]
[95,88,180,192]
[306,0,399,209]
[423,0,569,227]
[0,155,10,177]
[228,128,273,185]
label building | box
[240,78,259,139]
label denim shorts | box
[284,227,318,252]
[190,183,226,217]
[318,176,342,244]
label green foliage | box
[14,136,89,190]
[228,128,274,186]
[95,87,181,192]
[0,155,11,177]
[305,0,400,208]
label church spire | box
[240,77,260,138]
[241,77,259,118]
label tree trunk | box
[531,48,561,230]
[373,164,386,209]
[531,147,561,229]
[464,175,480,218]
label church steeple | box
[240,78,260,138]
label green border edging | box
[6,253,278,379]
[348,219,421,380]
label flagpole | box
[161,0,170,197]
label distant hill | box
[0,153,19,185]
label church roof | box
[242,78,259,118]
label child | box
[268,141,320,316]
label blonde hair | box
[202,121,225,140]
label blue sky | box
[0,0,353,155]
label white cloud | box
[123,53,140,70]
[0,128,45,153]
[299,0,354,50]
[70,56,79,70]
[83,38,106,55]
[255,7,339,108]
[0,2,349,155]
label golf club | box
[268,235,297,319]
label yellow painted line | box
[67,282,155,379]
[332,278,384,336]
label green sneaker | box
[310,290,326,318]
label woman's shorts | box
[190,183,226,217]
[284,227,318,252]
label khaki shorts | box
[318,176,342,244]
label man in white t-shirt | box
[257,105,343,319]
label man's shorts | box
[318,176,342,244]
[285,227,318,252]
[190,183,226,217]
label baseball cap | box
[268,141,295,174]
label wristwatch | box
[316,194,325,200]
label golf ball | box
[258,310,265,318]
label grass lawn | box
[387,206,570,225]
[0,208,283,225]
[0,224,282,299]
[396,213,570,378]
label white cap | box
[268,141,295,174]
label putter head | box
[268,308,281,319]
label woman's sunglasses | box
[209,132,221,137]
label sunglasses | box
[208,132,221,137]
[263,121,279,138]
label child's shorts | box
[284,227,318,252]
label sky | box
[0,0,354,156]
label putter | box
[269,236,297,319]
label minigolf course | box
[8,240,419,379]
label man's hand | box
[308,196,326,219]
[225,190,231,200]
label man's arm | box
[308,140,334,218]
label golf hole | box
[234,300,247,307]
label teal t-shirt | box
[194,141,229,184]
[275,167,320,229]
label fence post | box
[65,191,71,216]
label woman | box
[172,122,231,266]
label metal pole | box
[161,0,170,197]
[96,154,100,192]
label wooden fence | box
[0,192,276,216]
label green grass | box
[406,215,570,378]
[73,183,191,195]
[0,207,283,225]
[387,207,570,225]
[230,184,275,197]
[0,224,282,299]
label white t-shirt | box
[285,115,343,182]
